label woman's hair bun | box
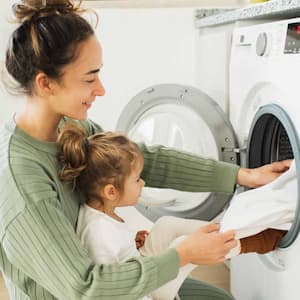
[12,0,84,23]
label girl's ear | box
[102,184,118,201]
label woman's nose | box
[93,78,106,96]
[141,179,145,187]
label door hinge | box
[222,146,247,153]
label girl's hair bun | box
[12,0,84,23]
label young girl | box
[58,122,287,300]
[0,0,290,299]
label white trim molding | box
[80,0,249,9]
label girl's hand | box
[135,230,149,249]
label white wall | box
[0,0,23,126]
[90,8,197,130]
[0,7,198,129]
[0,1,15,61]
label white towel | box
[220,160,297,239]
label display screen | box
[284,22,300,54]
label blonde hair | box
[57,122,143,203]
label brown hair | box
[57,122,143,203]
[5,0,96,95]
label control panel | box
[284,22,300,54]
[233,18,300,57]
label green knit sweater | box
[0,118,238,300]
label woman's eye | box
[86,79,95,83]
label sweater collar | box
[5,117,59,155]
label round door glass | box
[127,103,218,212]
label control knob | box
[256,32,269,56]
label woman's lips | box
[82,101,93,109]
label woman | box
[0,0,290,299]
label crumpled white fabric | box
[220,160,297,239]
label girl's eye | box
[86,79,96,83]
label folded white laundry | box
[220,160,297,239]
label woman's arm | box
[86,118,290,191]
[139,143,238,194]
[139,143,291,193]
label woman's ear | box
[34,72,52,96]
[102,184,118,201]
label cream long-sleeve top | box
[77,204,152,300]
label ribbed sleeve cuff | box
[152,248,179,287]
[213,161,240,194]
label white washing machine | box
[116,16,300,299]
[113,21,290,224]
[229,18,300,300]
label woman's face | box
[49,35,105,120]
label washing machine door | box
[116,84,239,221]
[247,104,300,250]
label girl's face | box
[118,158,145,207]
[48,35,105,120]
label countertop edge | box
[195,1,300,28]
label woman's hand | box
[135,230,149,249]
[175,223,236,267]
[236,159,292,188]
